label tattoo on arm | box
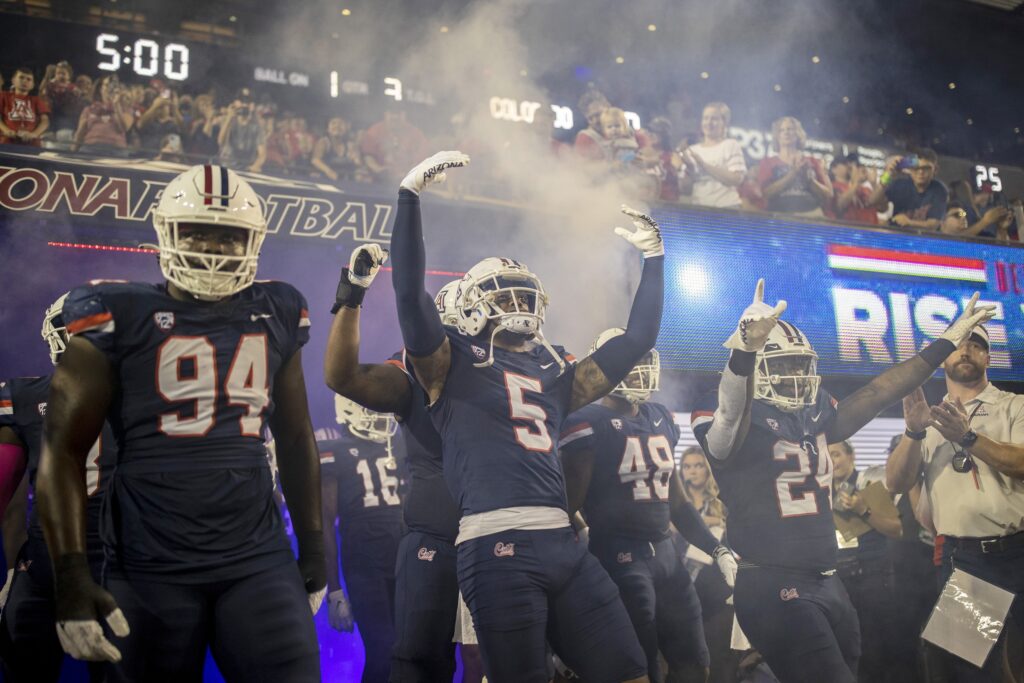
[570,357,614,413]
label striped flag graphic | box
[827,245,987,283]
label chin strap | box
[471,325,566,376]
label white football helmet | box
[434,279,461,326]
[589,328,660,404]
[152,164,266,301]
[455,257,549,338]
[41,292,70,366]
[335,394,398,444]
[755,321,820,411]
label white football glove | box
[0,568,13,609]
[939,292,997,347]
[614,205,664,258]
[400,150,470,195]
[713,545,738,589]
[56,608,130,662]
[723,278,787,352]
[347,244,388,288]
[308,585,327,616]
[328,589,355,632]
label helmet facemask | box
[155,221,265,302]
[755,351,820,411]
[611,348,661,404]
[460,271,548,338]
[335,394,398,446]
[41,293,70,366]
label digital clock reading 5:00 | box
[96,34,189,81]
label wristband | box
[727,350,757,377]
[330,267,366,314]
[879,171,892,186]
[904,427,927,441]
[861,508,872,519]
[918,338,956,368]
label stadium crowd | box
[0,60,1021,241]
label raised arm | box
[827,293,995,443]
[324,244,412,414]
[885,388,930,494]
[703,279,786,461]
[389,151,469,403]
[570,207,664,412]
[37,336,128,662]
[268,349,326,614]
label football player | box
[560,328,738,683]
[0,293,116,682]
[323,243,465,682]
[690,280,994,683]
[36,164,326,681]
[319,396,404,683]
[389,151,663,683]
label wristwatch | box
[959,429,979,449]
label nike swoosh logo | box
[653,419,663,426]
[250,313,273,321]
[811,411,822,422]
[540,362,555,369]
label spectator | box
[74,74,94,100]
[939,204,970,235]
[949,179,1009,238]
[137,89,183,152]
[757,116,832,216]
[679,102,746,209]
[886,325,1024,681]
[217,89,266,173]
[573,89,610,161]
[73,75,132,155]
[643,116,681,202]
[311,115,364,182]
[359,108,428,183]
[39,61,86,145]
[187,94,221,159]
[0,67,50,146]
[869,149,947,231]
[264,114,297,174]
[680,447,740,683]
[827,155,882,225]
[830,440,902,683]
[154,133,185,163]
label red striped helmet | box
[755,321,820,411]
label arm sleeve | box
[674,496,720,556]
[389,190,446,357]
[701,350,756,461]
[589,255,664,384]
[559,413,597,453]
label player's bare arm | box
[570,206,664,413]
[560,445,596,516]
[324,243,413,413]
[269,349,328,611]
[319,471,341,593]
[704,279,786,460]
[828,293,995,443]
[37,336,128,662]
[390,152,469,404]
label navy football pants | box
[590,535,709,682]
[734,565,860,683]
[389,531,459,682]
[105,561,320,682]
[458,526,647,683]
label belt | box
[947,531,1024,555]
[737,559,836,577]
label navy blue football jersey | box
[560,401,680,542]
[0,375,115,559]
[61,280,310,581]
[318,431,403,530]
[691,390,839,572]
[388,350,458,542]
[431,329,577,517]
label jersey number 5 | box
[619,435,675,501]
[504,372,552,452]
[156,335,270,437]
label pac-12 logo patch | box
[766,418,779,431]
[471,345,487,361]
[37,402,47,416]
[494,542,515,557]
[611,419,623,431]
[616,552,633,564]
[780,588,799,601]
[349,448,360,457]
[417,547,436,562]
[153,311,175,331]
